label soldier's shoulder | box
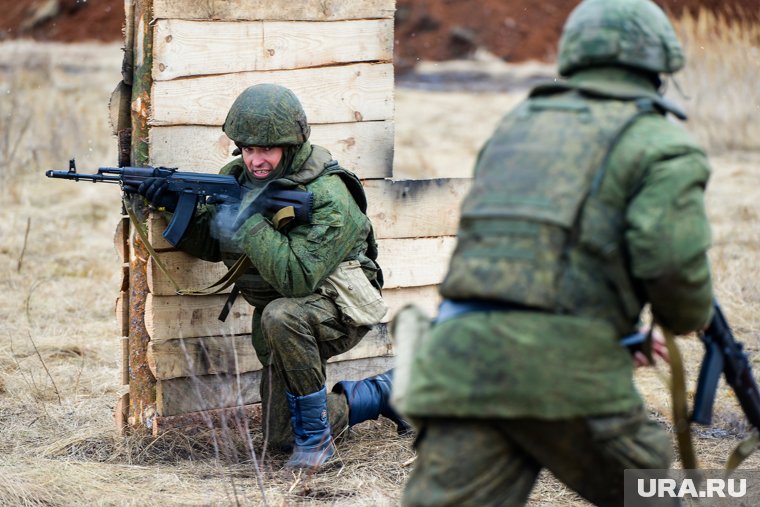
[308,171,350,197]
[621,111,706,159]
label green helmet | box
[223,83,310,147]
[558,0,685,77]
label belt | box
[435,299,541,325]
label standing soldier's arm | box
[624,124,713,334]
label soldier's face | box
[242,146,284,179]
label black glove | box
[261,189,313,224]
[137,177,179,212]
[232,187,313,231]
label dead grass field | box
[1,11,759,506]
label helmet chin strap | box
[667,74,692,101]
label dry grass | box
[0,41,122,202]
[1,10,759,506]
[671,9,760,154]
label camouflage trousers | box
[402,407,672,507]
[252,293,368,451]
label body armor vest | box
[440,90,657,333]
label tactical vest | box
[439,90,659,333]
[218,145,382,308]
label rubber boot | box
[332,369,412,435]
[285,386,335,469]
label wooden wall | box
[117,0,471,433]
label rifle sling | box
[657,325,760,475]
[176,253,252,296]
[124,198,181,294]
[662,326,700,470]
[726,429,759,472]
[123,197,251,298]
[218,286,241,322]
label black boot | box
[332,369,412,435]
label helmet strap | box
[668,75,692,101]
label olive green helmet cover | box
[223,83,311,147]
[558,0,685,77]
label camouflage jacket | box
[404,67,714,419]
[175,144,381,311]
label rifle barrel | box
[45,170,122,183]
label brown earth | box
[1,0,124,43]
[2,0,757,70]
[394,0,759,69]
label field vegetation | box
[1,10,759,506]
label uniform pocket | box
[321,260,388,326]
[587,408,673,470]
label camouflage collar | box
[532,67,687,120]
[284,144,331,186]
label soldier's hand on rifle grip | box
[122,183,139,194]
[137,177,179,212]
[633,327,670,368]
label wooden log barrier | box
[145,237,456,296]
[152,402,261,437]
[156,355,395,416]
[153,19,393,80]
[144,285,441,341]
[113,0,463,434]
[151,63,394,127]
[149,121,394,179]
[152,0,396,21]
[147,323,394,380]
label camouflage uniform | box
[401,1,713,505]
[173,84,394,463]
[178,148,377,448]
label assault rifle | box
[46,159,313,246]
[622,301,760,431]
[691,301,760,430]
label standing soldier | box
[137,83,408,469]
[401,0,713,504]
